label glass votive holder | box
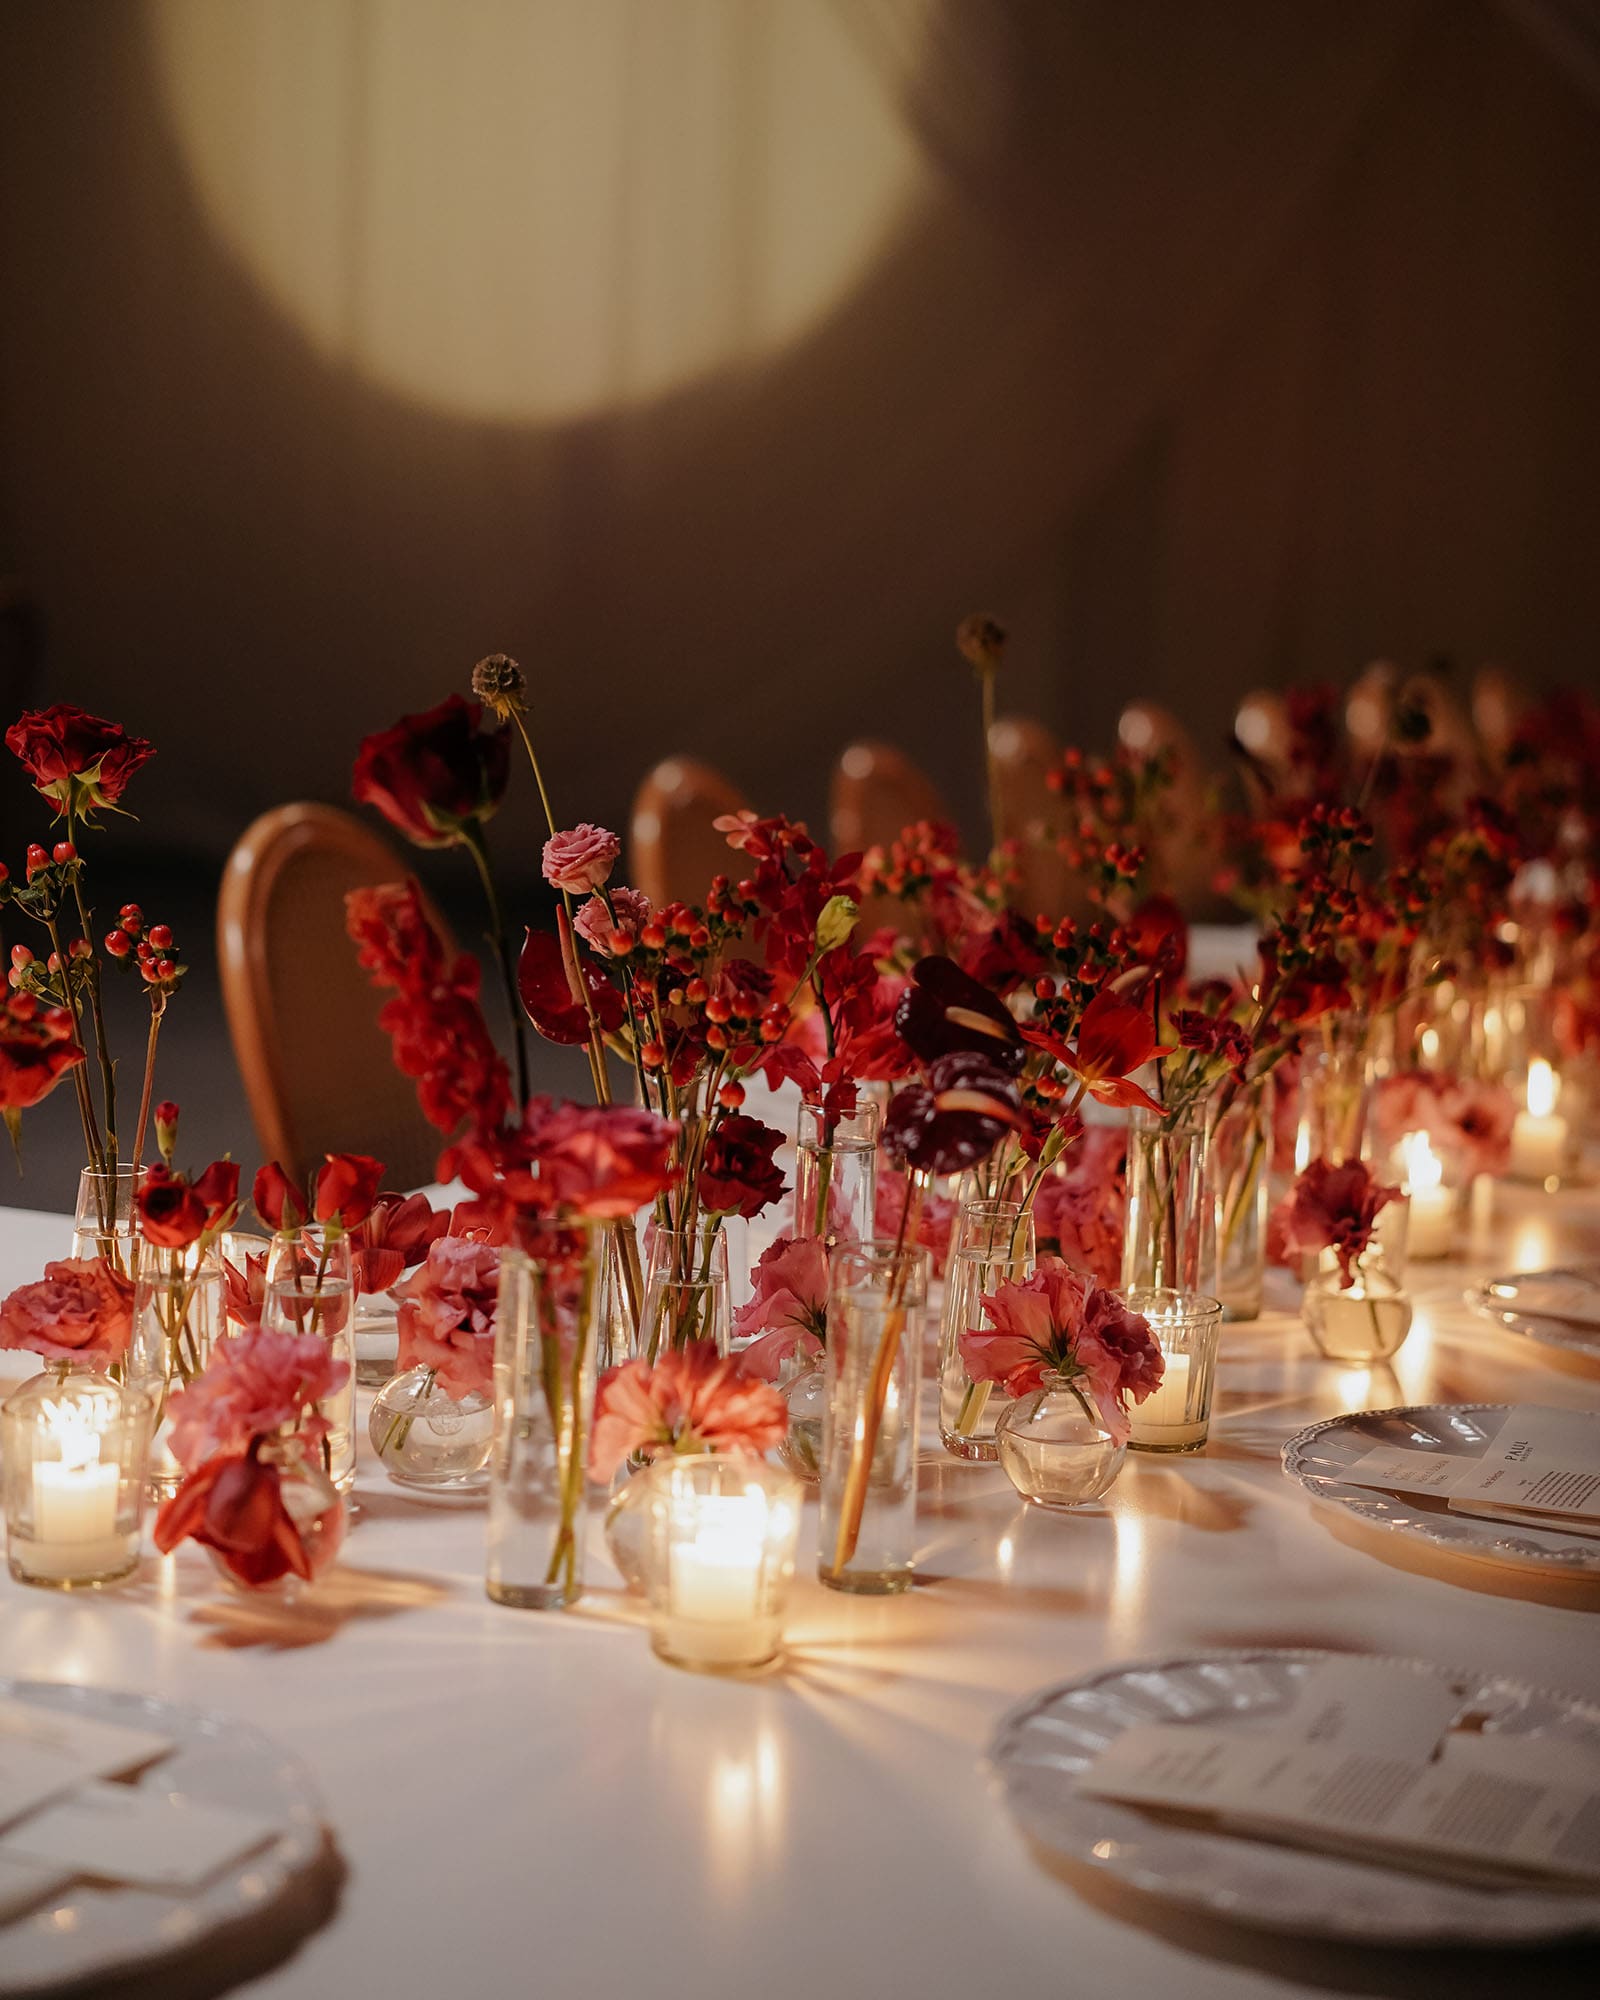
[643,1457,802,1673]
[2,1369,153,1588]
[1121,1288,1223,1454]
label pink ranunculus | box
[0,1257,134,1365]
[590,1339,788,1482]
[958,1256,1163,1445]
[732,1234,829,1380]
[165,1327,349,1469]
[1279,1156,1398,1287]
[393,1236,501,1400]
[574,885,652,955]
[542,823,621,895]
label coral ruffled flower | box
[0,1257,134,1365]
[5,705,154,817]
[1031,1126,1127,1285]
[0,995,86,1112]
[1374,1070,1514,1181]
[874,1171,958,1277]
[697,1114,788,1219]
[393,1236,501,1399]
[525,1099,681,1219]
[542,824,621,895]
[732,1234,829,1380]
[958,1258,1163,1445]
[164,1327,348,1468]
[590,1340,787,1481]
[352,694,510,849]
[1279,1156,1398,1286]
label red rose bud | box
[312,1152,384,1231]
[51,842,76,865]
[154,1099,180,1163]
[104,929,131,958]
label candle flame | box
[1527,1057,1557,1119]
[40,1399,102,1473]
[1401,1130,1442,1192]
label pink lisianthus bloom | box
[958,1257,1163,1445]
[590,1339,788,1481]
[732,1234,829,1380]
[165,1327,348,1469]
[542,823,621,895]
[1031,1126,1127,1285]
[0,1257,134,1365]
[575,885,652,956]
[1279,1156,1398,1287]
[393,1236,501,1399]
[874,1171,958,1277]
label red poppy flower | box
[5,705,154,817]
[518,927,626,1046]
[894,957,1024,1073]
[351,694,510,849]
[697,1114,788,1219]
[0,996,86,1112]
[1023,991,1171,1113]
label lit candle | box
[664,1489,774,1668]
[29,1399,123,1583]
[1399,1131,1453,1259]
[1510,1059,1568,1182]
[1128,1349,1198,1447]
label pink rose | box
[542,823,621,895]
[575,885,652,955]
[394,1236,502,1400]
[0,1258,134,1365]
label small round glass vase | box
[777,1356,826,1483]
[604,1461,657,1592]
[368,1366,493,1492]
[206,1449,346,1598]
[995,1374,1125,1511]
[1302,1254,1412,1364]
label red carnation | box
[697,1114,788,1219]
[1279,1157,1398,1287]
[5,705,154,817]
[351,694,510,849]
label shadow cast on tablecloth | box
[1026,1839,1598,1998]
[43,1833,345,2000]
[179,1565,453,1651]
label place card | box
[1271,1658,1467,1758]
[1333,1406,1599,1522]
[0,1851,76,1923]
[2,1780,280,1891]
[1078,1722,1600,1886]
[0,1700,173,1830]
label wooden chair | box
[629,758,750,909]
[1471,663,1527,766]
[987,715,1084,921]
[1115,700,1218,912]
[830,742,950,938]
[218,804,453,1192]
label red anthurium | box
[894,957,1024,1074]
[518,927,626,1046]
[882,1052,1023,1177]
[1023,991,1172,1113]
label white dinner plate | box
[1468,1266,1600,1360]
[1281,1403,1600,1576]
[990,1648,1600,1945]
[0,1679,329,1995]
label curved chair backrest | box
[829,741,948,857]
[987,715,1084,921]
[218,803,453,1193]
[1115,700,1218,912]
[629,757,750,909]
[1471,663,1527,765]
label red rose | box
[0,996,86,1111]
[697,1114,788,1219]
[525,1100,679,1219]
[312,1152,385,1230]
[138,1161,239,1248]
[252,1161,306,1233]
[351,695,510,849]
[0,1256,134,1364]
[4,705,154,816]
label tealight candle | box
[1399,1131,1453,1260]
[1511,1059,1568,1183]
[2,1372,151,1588]
[1123,1290,1222,1453]
[644,1459,801,1672]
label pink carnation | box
[165,1327,348,1468]
[732,1234,829,1380]
[575,885,652,955]
[394,1236,501,1399]
[1279,1156,1397,1286]
[1032,1126,1126,1284]
[0,1258,134,1365]
[958,1257,1163,1445]
[590,1340,787,1481]
[542,823,621,895]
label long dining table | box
[1,1166,1598,1999]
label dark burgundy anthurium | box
[518,927,626,1046]
[894,957,1024,1075]
[882,1052,1023,1177]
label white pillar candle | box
[1127,1350,1200,1448]
[29,1407,123,1582]
[1400,1132,1453,1260]
[1510,1059,1568,1181]
[663,1492,769,1667]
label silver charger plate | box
[1468,1266,1600,1360]
[990,1648,1600,1945]
[0,1679,328,1995]
[1281,1403,1600,1575]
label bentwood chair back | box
[987,715,1084,922]
[218,803,452,1192]
[629,758,750,909]
[830,741,950,939]
[1471,663,1527,766]
[1115,700,1220,913]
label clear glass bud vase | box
[72,1166,141,1277]
[1121,1107,1209,1293]
[487,1240,601,1611]
[1206,1078,1273,1322]
[129,1247,224,1496]
[1302,1252,1412,1364]
[818,1241,929,1595]
[938,1200,1035,1461]
[794,1100,879,1252]
[996,1371,1125,1510]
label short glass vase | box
[368,1365,493,1491]
[2,1366,154,1589]
[1302,1254,1412,1364]
[938,1200,1035,1462]
[205,1443,346,1598]
[995,1374,1125,1510]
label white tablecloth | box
[2,1184,1599,1998]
